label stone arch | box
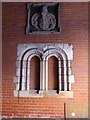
[43,48,68,91]
[14,44,74,97]
[18,49,43,91]
[44,48,67,61]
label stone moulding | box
[13,43,74,98]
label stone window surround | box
[13,43,74,98]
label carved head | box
[42,6,48,16]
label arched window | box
[14,44,74,98]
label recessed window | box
[13,44,74,98]
[30,56,40,92]
[48,56,58,91]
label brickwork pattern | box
[2,2,88,118]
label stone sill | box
[14,90,73,98]
[1,118,89,120]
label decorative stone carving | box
[31,5,56,31]
[14,44,74,98]
[26,3,60,33]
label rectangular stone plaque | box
[26,3,60,34]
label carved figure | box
[31,6,56,31]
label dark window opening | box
[30,56,40,91]
[48,56,59,91]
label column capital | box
[58,57,61,61]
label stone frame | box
[13,43,74,98]
[26,3,60,34]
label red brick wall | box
[2,2,88,118]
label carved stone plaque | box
[26,3,60,33]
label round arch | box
[44,48,68,61]
[19,49,43,90]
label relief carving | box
[26,3,60,33]
[31,6,56,31]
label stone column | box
[64,60,67,91]
[21,60,27,90]
[58,59,62,92]
[45,60,48,90]
[68,60,72,91]
[27,60,30,91]
[39,60,45,92]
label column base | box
[38,90,44,94]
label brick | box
[2,2,88,118]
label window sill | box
[14,90,73,98]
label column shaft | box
[40,60,45,91]
[45,60,48,90]
[58,60,62,91]
[64,60,67,91]
[21,60,27,90]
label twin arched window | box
[14,44,74,98]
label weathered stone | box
[14,43,74,98]
[26,3,60,33]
